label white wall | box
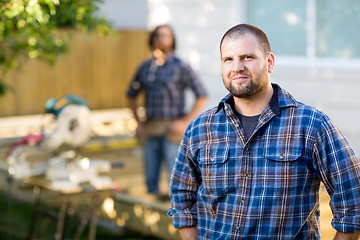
[272,66,360,155]
[99,0,148,29]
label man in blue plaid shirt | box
[168,24,360,239]
[127,25,207,196]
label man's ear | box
[267,52,275,73]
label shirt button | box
[241,199,245,203]
[224,106,229,110]
[211,157,215,161]
[235,124,239,127]
[279,154,284,159]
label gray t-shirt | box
[232,107,260,139]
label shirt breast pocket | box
[262,147,305,193]
[198,144,231,196]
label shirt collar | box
[216,83,299,114]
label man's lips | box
[232,75,249,82]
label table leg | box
[55,202,68,240]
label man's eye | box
[224,58,232,62]
[244,56,254,60]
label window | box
[247,0,307,56]
[246,0,360,59]
[317,0,360,58]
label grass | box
[0,190,161,240]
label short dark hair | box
[220,24,271,54]
[148,24,176,51]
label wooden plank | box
[0,30,149,117]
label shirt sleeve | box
[181,63,207,98]
[312,113,360,233]
[168,123,200,228]
[126,64,144,98]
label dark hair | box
[148,24,176,51]
[220,24,271,54]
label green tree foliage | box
[0,0,113,95]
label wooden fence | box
[0,30,149,117]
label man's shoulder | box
[182,107,219,143]
[293,101,330,121]
[276,84,329,121]
[139,58,152,67]
[170,55,193,69]
[197,106,219,118]
[280,98,335,135]
[187,106,221,129]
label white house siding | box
[272,67,360,156]
[99,0,148,29]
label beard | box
[224,67,269,98]
[227,79,261,98]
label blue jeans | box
[144,135,180,193]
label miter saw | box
[6,95,116,191]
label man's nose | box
[233,59,244,72]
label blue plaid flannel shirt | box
[127,54,207,120]
[168,83,360,239]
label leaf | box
[0,80,13,96]
[0,0,113,96]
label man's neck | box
[233,83,274,116]
[153,49,173,66]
